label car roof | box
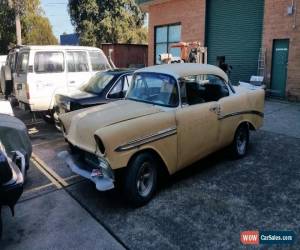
[104,68,136,75]
[18,45,104,51]
[136,63,229,82]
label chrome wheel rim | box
[136,162,154,197]
[237,129,247,155]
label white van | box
[13,45,111,120]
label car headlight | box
[94,135,105,155]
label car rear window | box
[16,52,29,74]
[89,51,110,71]
[34,52,64,73]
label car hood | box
[64,89,97,100]
[60,100,163,152]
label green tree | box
[0,1,15,54]
[68,0,147,46]
[0,0,57,54]
[22,0,58,45]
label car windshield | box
[81,72,114,94]
[126,72,179,107]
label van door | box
[14,51,29,104]
[66,51,91,91]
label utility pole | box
[8,0,22,45]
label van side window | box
[67,51,89,72]
[16,52,29,74]
[89,51,110,71]
[34,52,64,73]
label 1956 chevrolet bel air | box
[59,63,265,206]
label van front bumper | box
[58,151,114,191]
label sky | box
[41,0,74,39]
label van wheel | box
[230,123,249,158]
[124,152,158,207]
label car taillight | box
[25,83,30,99]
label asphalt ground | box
[1,99,300,249]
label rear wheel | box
[124,153,158,207]
[231,124,249,158]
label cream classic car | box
[59,63,264,206]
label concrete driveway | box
[1,99,300,249]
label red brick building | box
[138,0,300,100]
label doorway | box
[271,39,289,97]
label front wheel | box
[123,153,158,207]
[230,124,249,158]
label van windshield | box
[81,72,114,94]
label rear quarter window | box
[66,51,89,72]
[89,51,110,71]
[34,52,64,73]
[16,52,29,74]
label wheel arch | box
[127,147,171,178]
[237,120,256,131]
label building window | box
[155,24,181,64]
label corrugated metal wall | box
[205,0,264,84]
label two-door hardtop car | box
[59,63,265,206]
[54,69,134,129]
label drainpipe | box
[293,0,297,29]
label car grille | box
[68,143,99,171]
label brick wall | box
[147,0,206,65]
[263,0,300,100]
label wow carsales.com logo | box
[240,231,295,245]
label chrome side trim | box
[218,110,264,120]
[115,127,177,152]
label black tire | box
[41,110,55,124]
[123,152,158,207]
[230,123,249,159]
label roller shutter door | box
[205,0,264,84]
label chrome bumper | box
[58,151,114,191]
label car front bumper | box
[58,151,114,191]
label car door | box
[175,75,223,171]
[66,51,91,91]
[176,102,220,170]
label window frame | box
[88,50,110,71]
[66,50,90,73]
[154,22,181,65]
[16,52,29,74]
[179,74,231,106]
[34,51,65,74]
[126,72,181,108]
[106,73,133,100]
